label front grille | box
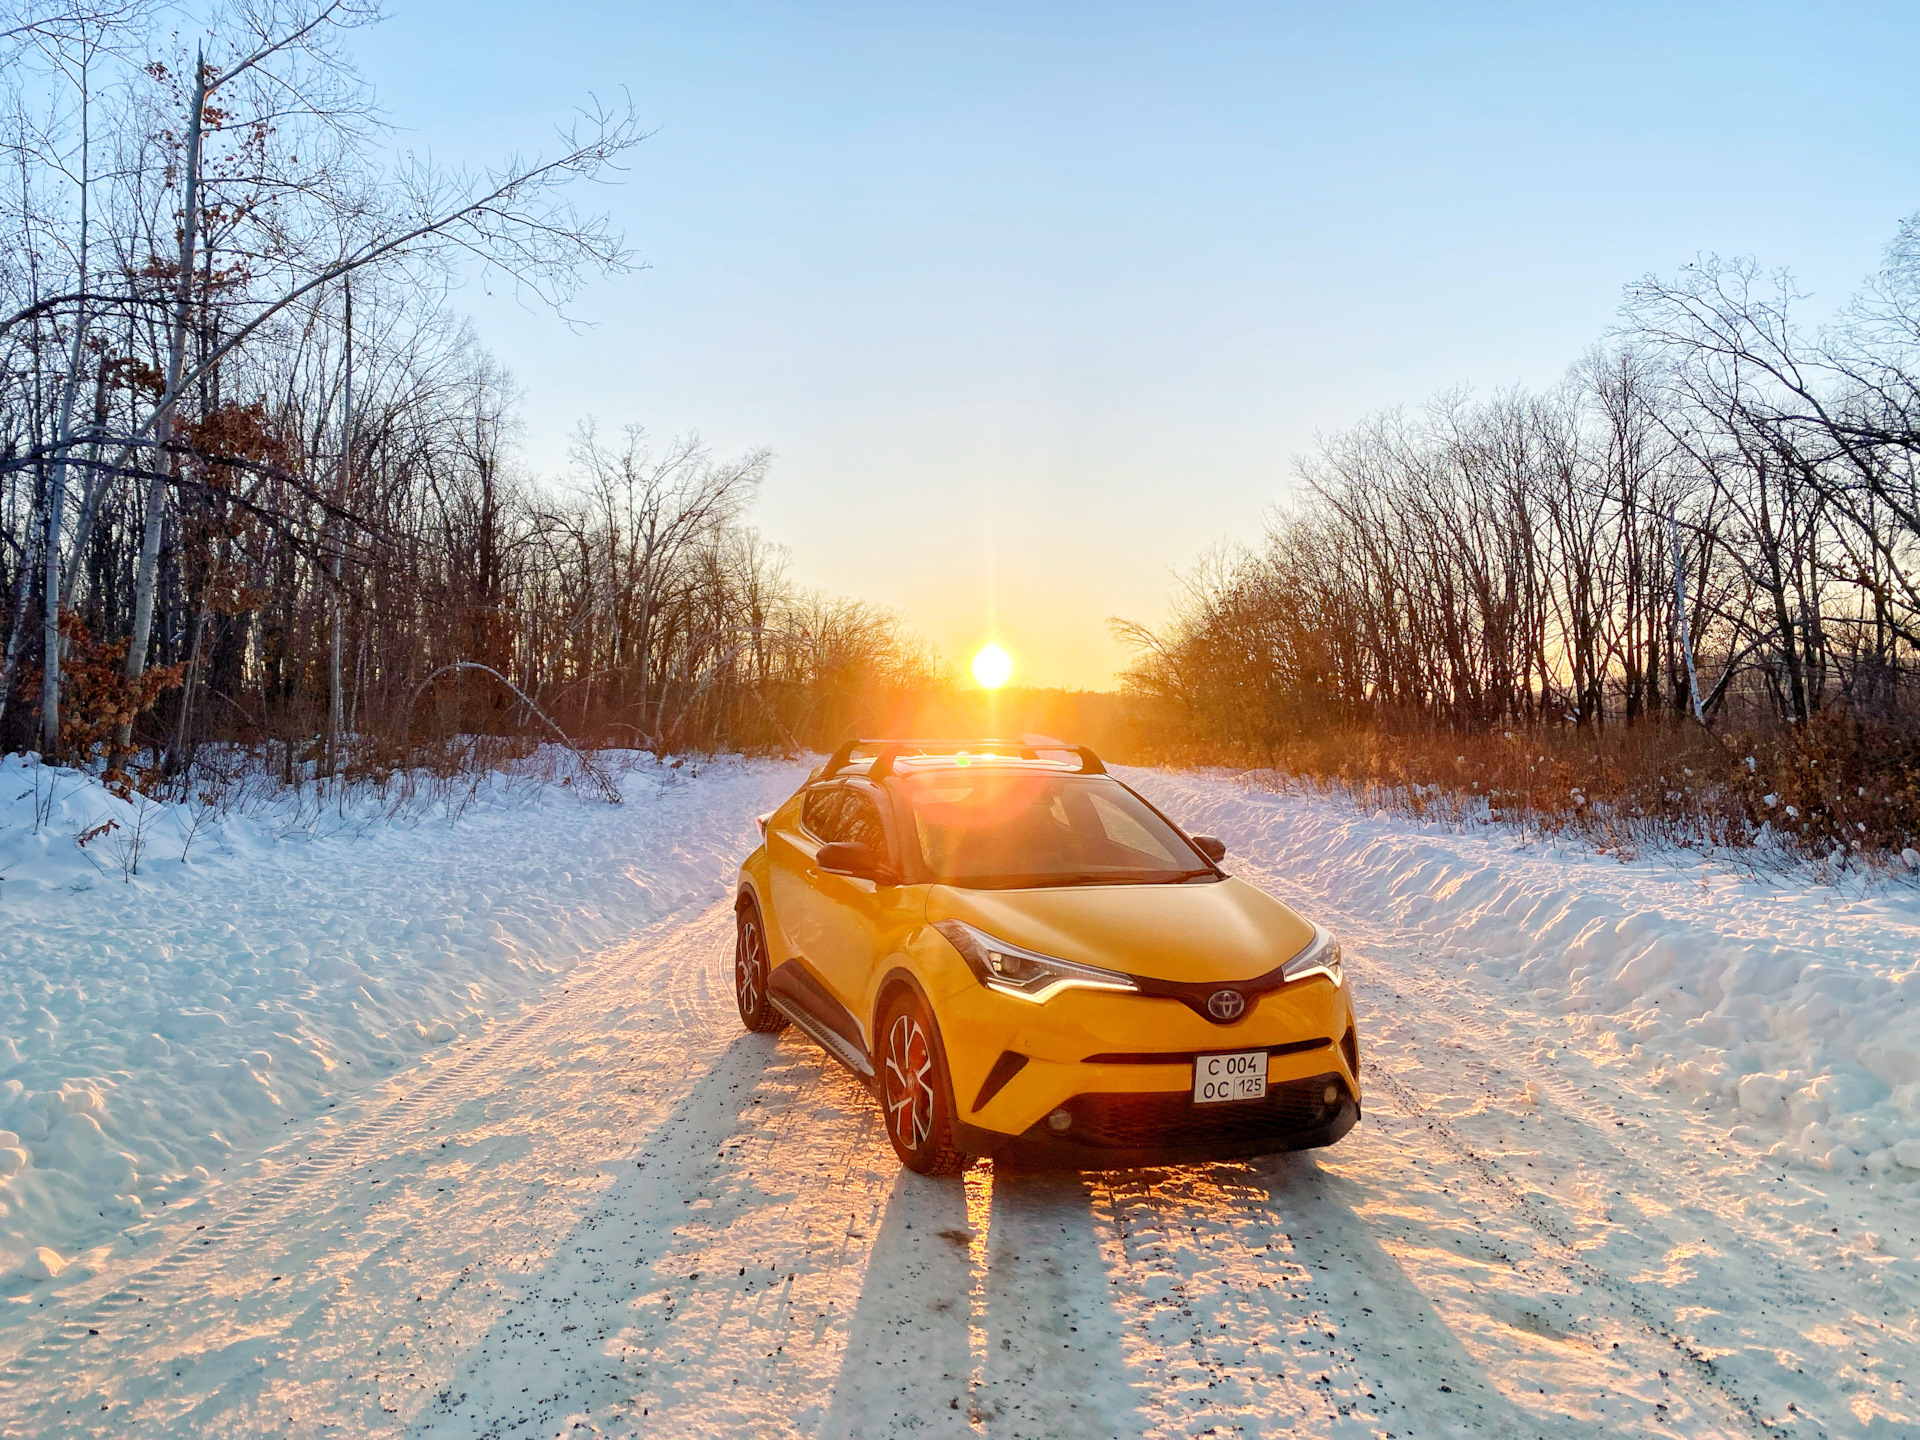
[1056,1071,1347,1150]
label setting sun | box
[970,642,1013,690]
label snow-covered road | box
[2,765,1915,1438]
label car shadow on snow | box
[857,1144,1544,1440]
[407,1026,1150,1440]
[404,1021,1544,1440]
[816,1166,976,1437]
[403,1025,826,1439]
[1246,1148,1559,1435]
[821,1163,1146,1439]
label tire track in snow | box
[1362,1061,1776,1437]
[1249,858,1777,1427]
[0,899,741,1432]
[1083,1161,1389,1438]
[1220,847,1890,1436]
[1235,844,1912,1435]
[1377,954,1915,1331]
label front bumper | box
[935,966,1361,1127]
[954,1070,1359,1171]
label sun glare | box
[970,642,1013,690]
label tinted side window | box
[801,786,846,841]
[840,789,888,854]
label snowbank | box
[1128,768,1920,1186]
[0,751,806,1290]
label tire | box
[735,898,788,1034]
[876,986,970,1175]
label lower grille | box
[1056,1072,1348,1150]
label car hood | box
[926,876,1315,984]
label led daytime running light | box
[1281,926,1344,987]
[934,920,1138,1002]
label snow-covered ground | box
[1159,770,1920,1177]
[0,758,1915,1437]
[0,751,797,1288]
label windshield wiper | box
[1035,869,1217,887]
[938,868,1221,889]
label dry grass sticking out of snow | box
[0,750,808,1295]
[1152,720,1920,883]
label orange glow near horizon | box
[970,642,1014,690]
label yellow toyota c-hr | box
[733,739,1361,1174]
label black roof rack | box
[818,738,1106,780]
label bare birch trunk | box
[326,279,351,776]
[119,50,207,755]
[0,477,41,736]
[61,454,110,609]
[39,337,81,756]
[1671,509,1704,724]
[40,57,91,759]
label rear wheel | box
[876,987,970,1175]
[734,899,787,1033]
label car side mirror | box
[1192,834,1227,863]
[816,841,898,885]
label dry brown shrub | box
[25,614,187,782]
[1140,715,1920,870]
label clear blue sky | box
[353,1,1920,689]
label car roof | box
[842,754,1090,779]
[815,737,1107,782]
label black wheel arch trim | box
[872,964,940,1032]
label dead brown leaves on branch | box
[28,615,185,780]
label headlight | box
[933,920,1138,1003]
[1281,925,1343,987]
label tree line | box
[1116,229,1920,856]
[1120,232,1920,740]
[0,0,938,784]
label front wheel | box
[735,898,788,1033]
[876,987,970,1175]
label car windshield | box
[895,771,1213,888]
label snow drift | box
[1129,768,1920,1188]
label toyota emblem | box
[1205,989,1246,1022]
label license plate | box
[1193,1049,1268,1104]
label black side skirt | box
[769,959,874,1079]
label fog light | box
[1045,1108,1073,1133]
[1322,1085,1342,1107]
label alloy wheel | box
[882,1013,936,1150]
[736,915,768,1017]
